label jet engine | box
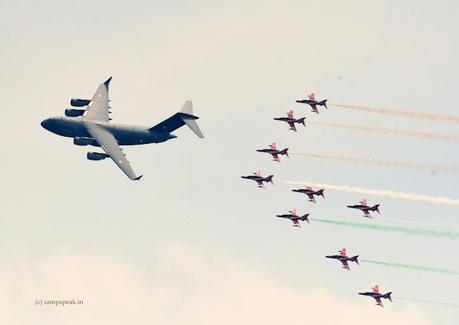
[73,137,97,146]
[87,152,109,161]
[70,98,91,107]
[65,108,86,117]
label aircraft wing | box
[292,219,301,227]
[307,194,316,202]
[310,104,319,114]
[84,77,112,122]
[341,260,350,270]
[288,122,297,131]
[85,122,142,180]
[271,153,279,161]
[374,297,383,307]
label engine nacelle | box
[70,98,91,107]
[65,108,86,117]
[87,152,109,161]
[73,137,96,146]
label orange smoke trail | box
[309,121,459,142]
[331,103,459,124]
[291,152,459,174]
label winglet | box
[134,175,143,181]
[104,76,112,88]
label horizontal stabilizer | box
[180,101,204,138]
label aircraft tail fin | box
[384,292,392,302]
[149,100,204,138]
[351,255,359,265]
[297,117,306,126]
[280,148,289,158]
[373,204,380,214]
[319,99,328,109]
[179,101,204,138]
[317,189,325,198]
[302,213,310,224]
[265,175,274,184]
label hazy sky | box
[1,0,459,324]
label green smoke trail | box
[310,218,459,240]
[395,297,459,309]
[361,259,459,276]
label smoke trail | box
[360,259,459,276]
[395,297,459,309]
[309,121,459,143]
[291,152,459,175]
[331,103,459,125]
[310,218,459,240]
[285,181,459,207]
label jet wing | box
[310,104,319,114]
[85,122,142,180]
[307,194,316,202]
[341,260,350,270]
[84,77,112,122]
[374,297,383,307]
[288,122,297,131]
[271,153,279,161]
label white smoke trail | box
[309,121,459,142]
[285,181,459,207]
[291,152,459,174]
[331,103,459,125]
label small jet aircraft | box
[292,186,325,203]
[276,209,310,228]
[273,110,305,132]
[41,77,204,180]
[241,170,274,188]
[347,199,380,218]
[326,248,359,270]
[256,143,289,162]
[296,92,328,114]
[359,285,392,307]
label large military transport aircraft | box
[41,77,204,180]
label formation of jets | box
[347,199,381,218]
[41,82,393,308]
[41,77,204,180]
[256,143,289,162]
[240,91,393,308]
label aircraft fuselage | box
[41,116,176,146]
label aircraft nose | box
[41,118,52,131]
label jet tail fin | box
[297,117,306,126]
[384,292,392,302]
[351,255,359,265]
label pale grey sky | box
[1,0,458,324]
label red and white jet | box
[241,170,274,189]
[256,143,289,162]
[292,186,325,203]
[325,248,359,270]
[276,209,310,228]
[347,199,380,218]
[273,110,305,132]
[358,285,392,307]
[296,92,328,114]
